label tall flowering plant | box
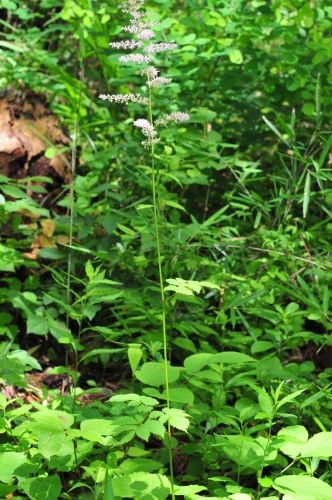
[99,0,189,146]
[100,1,189,496]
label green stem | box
[148,85,175,499]
[66,57,84,413]
[66,62,84,323]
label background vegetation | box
[0,0,331,499]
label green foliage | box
[0,0,331,498]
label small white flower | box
[99,93,149,105]
[144,42,178,54]
[119,53,152,64]
[109,40,142,50]
[140,66,159,79]
[121,0,144,15]
[155,112,190,127]
[148,77,172,87]
[134,118,156,138]
[168,111,190,122]
[122,21,157,35]
[138,29,155,40]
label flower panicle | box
[137,28,155,40]
[155,112,190,127]
[119,53,152,64]
[99,93,149,105]
[140,66,159,79]
[148,77,172,88]
[134,118,159,147]
[121,22,157,36]
[109,40,142,50]
[121,0,144,15]
[134,118,156,137]
[144,42,178,54]
[99,0,190,147]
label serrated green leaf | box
[161,408,190,432]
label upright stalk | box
[66,62,84,321]
[66,57,84,414]
[148,85,175,499]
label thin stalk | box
[66,71,84,319]
[148,84,175,499]
[66,58,84,412]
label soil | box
[0,89,70,204]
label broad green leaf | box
[214,435,275,471]
[167,388,195,404]
[19,475,62,500]
[0,452,26,483]
[37,431,66,458]
[48,317,74,344]
[274,475,332,499]
[7,350,42,370]
[229,48,243,64]
[135,362,180,387]
[278,426,308,458]
[251,341,275,353]
[80,419,115,444]
[184,353,213,373]
[184,351,255,373]
[144,387,194,404]
[31,410,74,433]
[174,485,207,495]
[211,352,256,364]
[301,432,332,458]
[190,107,217,123]
[120,458,163,474]
[112,472,170,498]
[27,315,49,335]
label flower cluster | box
[148,77,172,88]
[119,54,151,64]
[144,42,178,54]
[121,0,144,15]
[110,40,141,50]
[99,93,149,105]
[140,66,159,79]
[99,0,189,146]
[138,29,155,40]
[134,118,159,147]
[155,112,190,127]
[134,118,156,138]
